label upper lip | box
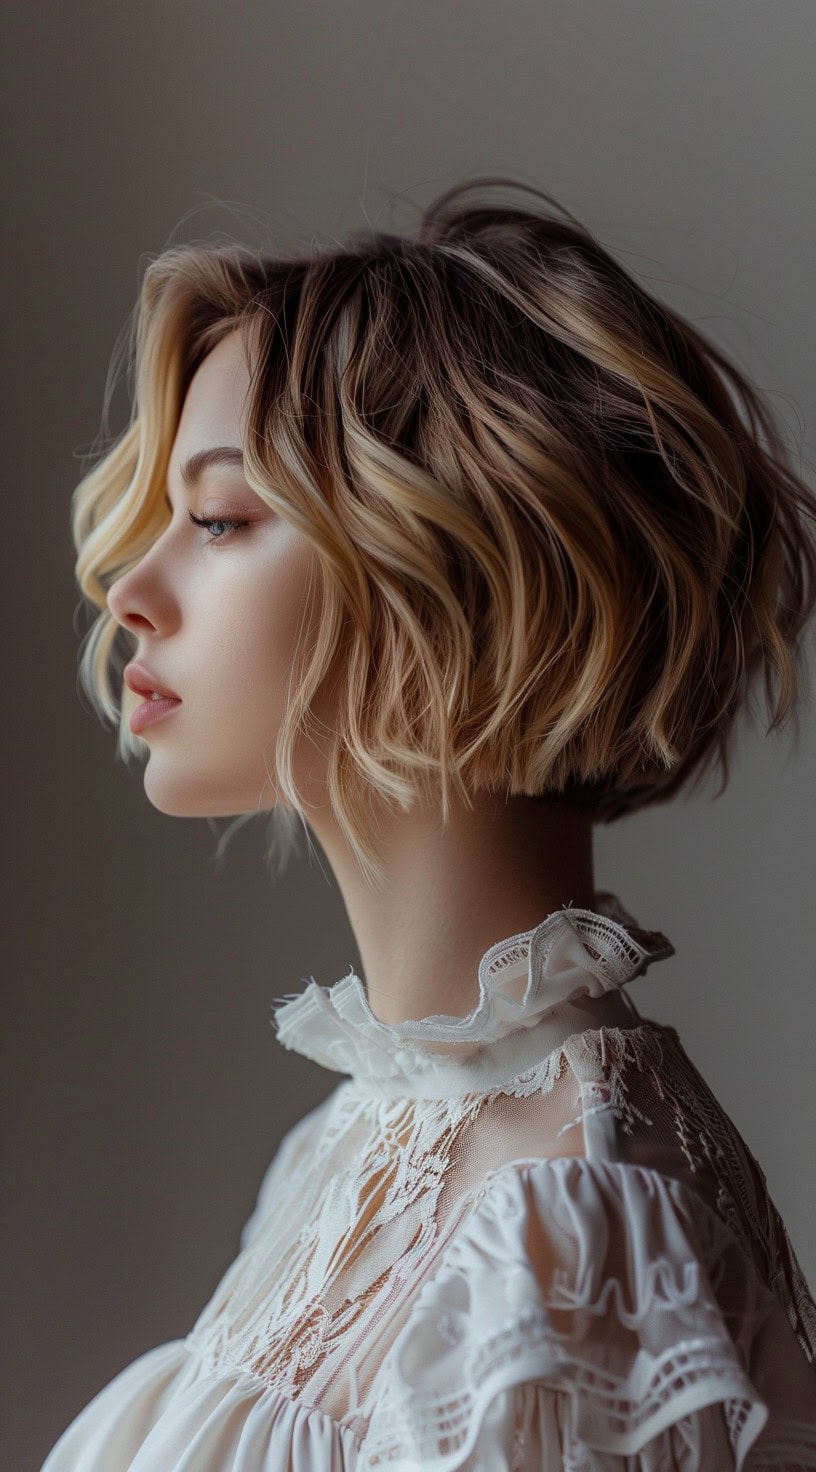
[124,661,181,701]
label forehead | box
[172,329,251,454]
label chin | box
[141,765,275,819]
[141,771,228,819]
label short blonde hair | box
[73,177,816,889]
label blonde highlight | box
[72,178,816,888]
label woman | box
[44,177,816,1468]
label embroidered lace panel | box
[184,1020,816,1445]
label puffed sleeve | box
[359,1157,816,1470]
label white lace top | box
[41,892,816,1471]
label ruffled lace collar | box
[271,891,675,1100]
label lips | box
[123,661,181,702]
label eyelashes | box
[187,510,250,544]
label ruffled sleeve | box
[359,1157,816,1471]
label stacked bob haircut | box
[72,176,816,889]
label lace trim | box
[611,1024,816,1367]
[359,1165,789,1470]
[270,891,675,1090]
[362,1341,767,1469]
[497,1021,816,1369]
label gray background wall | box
[3,2,815,1466]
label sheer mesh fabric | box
[184,1016,816,1449]
[186,1042,587,1422]
[40,893,816,1469]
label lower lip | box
[130,697,182,734]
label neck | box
[304,791,597,1025]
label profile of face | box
[107,329,337,819]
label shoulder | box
[361,1154,816,1469]
[239,1083,346,1253]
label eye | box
[187,510,250,544]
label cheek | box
[204,546,323,722]
[136,543,330,815]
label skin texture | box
[108,329,598,1025]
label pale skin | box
[107,328,598,1026]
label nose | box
[106,513,184,631]
[107,556,185,646]
[107,570,156,635]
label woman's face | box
[107,328,335,818]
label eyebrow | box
[179,445,246,489]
